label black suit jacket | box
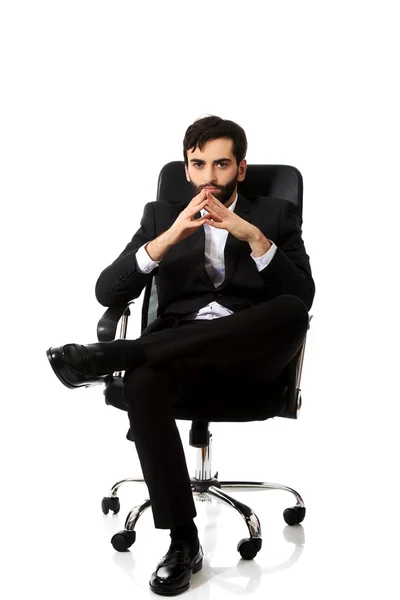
[95,192,315,321]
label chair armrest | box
[295,314,313,388]
[97,301,135,341]
[278,313,313,419]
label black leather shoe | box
[149,540,203,596]
[46,344,111,389]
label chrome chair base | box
[102,433,306,559]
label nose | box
[203,165,217,186]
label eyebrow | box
[189,158,232,164]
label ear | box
[237,159,247,183]
[184,164,190,182]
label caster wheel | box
[111,529,136,552]
[101,496,120,515]
[237,537,262,560]
[283,506,306,525]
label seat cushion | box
[173,373,288,422]
[104,370,288,422]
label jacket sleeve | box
[95,202,157,306]
[258,200,315,311]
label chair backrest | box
[139,162,307,420]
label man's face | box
[185,138,246,207]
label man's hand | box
[204,191,272,256]
[203,191,258,242]
[145,190,213,262]
[168,189,213,244]
[145,189,271,262]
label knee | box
[275,294,309,339]
[279,294,309,316]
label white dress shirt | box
[135,193,277,320]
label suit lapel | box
[187,191,253,289]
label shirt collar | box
[228,192,239,211]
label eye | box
[192,162,228,168]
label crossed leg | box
[124,294,309,529]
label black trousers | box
[123,294,309,529]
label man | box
[47,115,315,596]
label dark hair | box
[183,115,247,167]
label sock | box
[170,520,199,554]
[99,340,147,371]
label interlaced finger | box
[205,196,224,215]
[191,188,207,207]
[187,198,208,219]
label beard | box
[188,169,239,205]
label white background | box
[1,1,399,599]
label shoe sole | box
[149,558,203,596]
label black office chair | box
[99,162,313,561]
